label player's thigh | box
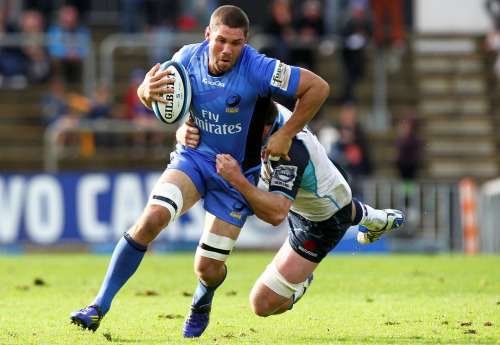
[251,240,318,307]
[203,211,242,240]
[194,213,242,275]
[273,240,319,284]
[129,169,201,242]
[155,167,202,214]
[250,280,288,311]
[254,239,318,295]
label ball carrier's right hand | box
[137,63,175,110]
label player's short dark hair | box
[210,5,249,36]
[264,97,279,125]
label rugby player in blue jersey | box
[178,98,404,317]
[69,5,330,338]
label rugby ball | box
[152,60,192,124]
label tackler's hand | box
[216,154,245,186]
[265,130,291,161]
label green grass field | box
[0,252,498,345]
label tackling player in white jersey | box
[178,98,404,316]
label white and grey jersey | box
[260,104,352,222]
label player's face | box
[205,24,248,75]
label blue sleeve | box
[171,43,201,67]
[245,47,300,99]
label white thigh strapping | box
[196,231,235,262]
[147,183,183,225]
[258,261,303,298]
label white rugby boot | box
[357,209,405,244]
[291,274,313,307]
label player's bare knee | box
[249,292,274,317]
[194,260,224,286]
[127,207,170,244]
[144,206,171,229]
[252,304,272,318]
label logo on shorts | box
[230,211,242,219]
[299,240,318,257]
[303,240,317,251]
[270,165,297,190]
[232,202,246,212]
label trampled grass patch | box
[0,253,498,344]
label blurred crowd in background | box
[0,0,498,187]
[0,0,411,91]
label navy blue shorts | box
[287,203,352,263]
[167,144,258,227]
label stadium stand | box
[0,20,499,183]
[0,85,45,171]
[412,35,499,180]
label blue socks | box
[191,265,227,311]
[90,235,226,316]
[92,234,148,315]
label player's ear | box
[205,26,211,41]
